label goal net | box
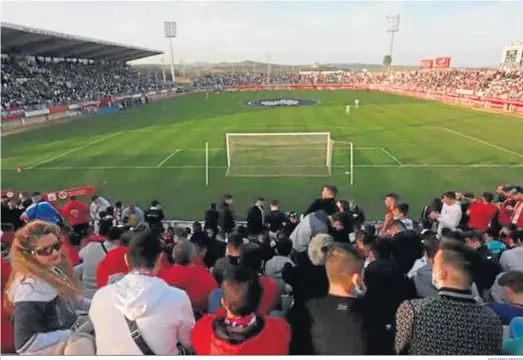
[226,132,333,177]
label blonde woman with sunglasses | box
[4,221,95,355]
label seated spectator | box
[213,232,243,284]
[467,192,498,232]
[78,226,122,298]
[484,227,507,257]
[20,192,63,225]
[288,243,371,355]
[504,317,523,355]
[3,199,23,230]
[191,221,223,268]
[395,240,503,355]
[264,235,294,294]
[121,204,145,228]
[1,223,15,248]
[159,240,218,317]
[392,230,424,275]
[5,221,94,355]
[465,231,502,296]
[290,210,343,253]
[500,230,523,272]
[192,266,290,355]
[144,200,165,229]
[488,271,523,325]
[284,234,332,308]
[89,231,194,355]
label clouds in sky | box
[1,1,522,67]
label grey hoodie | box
[290,210,330,253]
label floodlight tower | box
[164,21,177,82]
[386,14,400,68]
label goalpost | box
[225,132,336,177]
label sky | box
[1,0,522,67]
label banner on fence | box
[1,108,25,121]
[24,108,50,118]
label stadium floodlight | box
[224,132,336,177]
[164,21,177,82]
[386,14,400,67]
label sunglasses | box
[31,240,63,256]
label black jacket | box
[144,206,165,225]
[247,205,264,235]
[204,207,219,231]
[305,198,337,216]
[265,210,286,232]
[217,201,235,233]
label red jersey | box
[158,263,218,315]
[512,200,523,228]
[380,208,395,235]
[1,230,14,247]
[61,200,89,226]
[1,258,15,353]
[468,201,498,231]
[61,236,81,266]
[192,315,290,355]
[96,247,170,288]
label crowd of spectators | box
[1,57,168,110]
[1,182,523,355]
[193,69,523,100]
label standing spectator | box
[395,240,503,355]
[203,202,219,238]
[465,231,502,295]
[61,196,90,235]
[113,201,124,225]
[304,185,338,216]
[213,233,243,284]
[4,200,24,230]
[95,231,133,288]
[89,231,194,355]
[430,191,462,235]
[410,235,440,297]
[5,221,94,355]
[191,266,290,355]
[18,192,32,211]
[488,271,523,325]
[78,226,122,298]
[511,188,523,228]
[217,194,235,238]
[159,240,218,317]
[144,200,165,229]
[89,195,110,232]
[121,204,145,228]
[288,243,370,355]
[247,197,265,236]
[467,192,498,231]
[379,193,398,236]
[1,223,16,249]
[394,203,414,230]
[265,200,286,234]
[192,221,222,268]
[20,192,62,225]
[484,227,507,257]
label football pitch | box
[2,90,523,220]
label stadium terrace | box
[1,21,523,357]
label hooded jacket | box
[89,273,195,355]
[290,210,330,253]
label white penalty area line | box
[156,149,181,168]
[8,164,523,171]
[429,127,523,159]
[380,148,404,166]
[27,132,123,169]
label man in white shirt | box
[429,191,462,236]
[89,231,194,355]
[89,195,111,233]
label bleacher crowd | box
[2,183,523,355]
[1,57,167,110]
[193,69,523,100]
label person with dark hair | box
[3,199,23,230]
[265,236,294,294]
[247,197,265,236]
[288,243,370,355]
[304,185,338,216]
[90,232,194,355]
[382,220,407,238]
[484,227,507,256]
[192,221,223,268]
[20,192,63,225]
[191,266,290,355]
[488,271,523,325]
[465,231,502,295]
[217,195,235,238]
[394,203,413,230]
[78,226,123,298]
[159,240,218,317]
[61,196,89,235]
[113,201,124,225]
[379,193,398,236]
[265,200,286,233]
[144,200,165,227]
[290,210,343,253]
[429,191,462,236]
[395,239,503,355]
[467,192,498,232]
[213,233,243,284]
[204,202,219,238]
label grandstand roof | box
[1,22,162,62]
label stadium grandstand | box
[1,7,523,358]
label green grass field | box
[2,90,523,220]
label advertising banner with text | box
[434,56,451,69]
